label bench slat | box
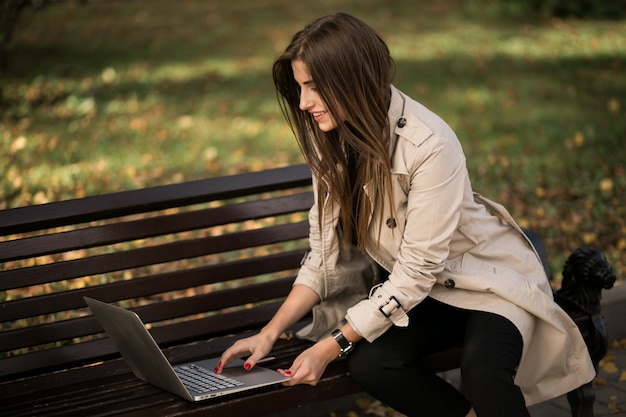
[0,193,313,262]
[131,277,293,324]
[0,164,312,235]
[0,221,308,291]
[2,275,294,353]
[1,270,296,353]
[1,250,304,323]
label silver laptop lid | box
[84,296,193,400]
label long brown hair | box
[273,12,396,249]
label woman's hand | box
[214,331,275,374]
[214,285,321,374]
[277,336,341,386]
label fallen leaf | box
[595,377,608,386]
[363,400,388,417]
[602,361,619,374]
[607,395,618,414]
[278,332,294,341]
[600,354,616,367]
[355,398,373,410]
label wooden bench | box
[0,164,615,417]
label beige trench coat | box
[293,86,595,405]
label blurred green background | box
[1,0,624,280]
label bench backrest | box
[0,165,313,383]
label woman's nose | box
[299,91,313,111]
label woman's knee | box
[461,312,523,385]
[460,339,520,389]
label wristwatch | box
[331,329,354,357]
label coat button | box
[444,279,455,289]
[386,218,397,228]
[396,117,407,128]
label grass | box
[1,0,625,280]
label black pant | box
[347,297,530,417]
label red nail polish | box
[217,361,222,368]
[213,367,219,373]
[244,363,251,370]
[284,370,292,375]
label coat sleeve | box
[346,129,468,342]
[292,175,326,299]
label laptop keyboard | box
[175,364,245,393]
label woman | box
[215,12,595,417]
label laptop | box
[84,296,291,401]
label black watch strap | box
[331,328,354,357]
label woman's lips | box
[312,111,326,122]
